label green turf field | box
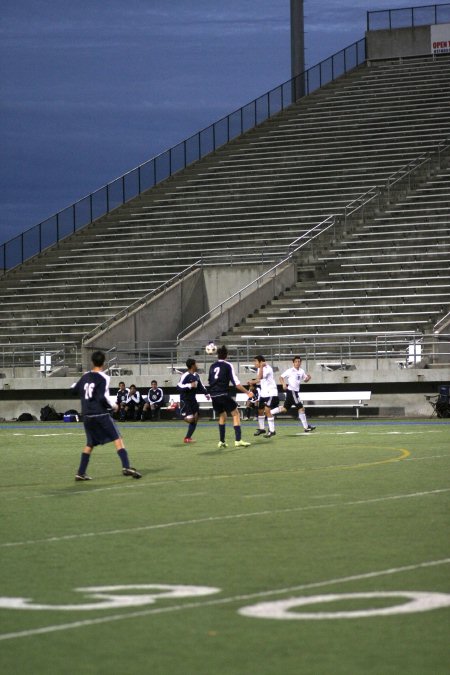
[1,418,449,674]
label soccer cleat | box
[183,437,195,444]
[217,441,228,449]
[254,429,266,436]
[122,467,142,479]
[75,473,92,481]
[264,431,276,438]
[235,440,251,447]
[304,425,316,433]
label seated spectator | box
[115,381,129,421]
[142,380,164,421]
[125,384,142,421]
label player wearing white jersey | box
[248,355,279,438]
[271,356,316,433]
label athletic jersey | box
[249,385,260,403]
[126,390,141,405]
[208,359,241,397]
[177,371,208,403]
[116,389,128,405]
[72,370,111,416]
[147,387,164,404]
[258,363,278,398]
[281,366,308,392]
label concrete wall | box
[82,263,275,367]
[83,268,205,364]
[366,25,431,60]
[181,262,296,346]
[202,265,270,310]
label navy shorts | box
[180,399,200,419]
[84,414,120,447]
[211,395,238,416]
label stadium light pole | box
[290,0,305,101]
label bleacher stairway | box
[225,165,450,357]
[0,55,449,368]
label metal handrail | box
[0,38,367,275]
[387,137,449,201]
[434,311,450,333]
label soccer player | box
[115,381,128,421]
[71,350,141,481]
[271,355,316,433]
[250,355,279,438]
[244,383,260,420]
[177,358,210,443]
[142,380,164,421]
[208,345,253,449]
[124,384,142,421]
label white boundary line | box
[0,558,449,641]
[1,488,449,549]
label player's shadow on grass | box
[198,447,245,457]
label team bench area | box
[163,391,372,419]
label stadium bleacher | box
[0,54,449,371]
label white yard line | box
[2,488,448,549]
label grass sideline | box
[1,418,449,674]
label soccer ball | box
[205,342,217,355]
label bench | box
[164,391,371,419]
[300,391,372,418]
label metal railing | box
[367,3,450,31]
[434,311,450,333]
[95,331,450,375]
[1,330,448,377]
[0,38,366,275]
[0,342,79,378]
[387,137,449,201]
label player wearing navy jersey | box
[270,355,316,433]
[142,380,164,421]
[177,358,210,443]
[208,345,253,449]
[249,355,279,438]
[71,350,141,480]
[115,381,128,421]
[244,383,260,419]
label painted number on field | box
[238,591,450,620]
[0,585,220,611]
[1,587,449,619]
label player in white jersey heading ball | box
[270,356,316,433]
